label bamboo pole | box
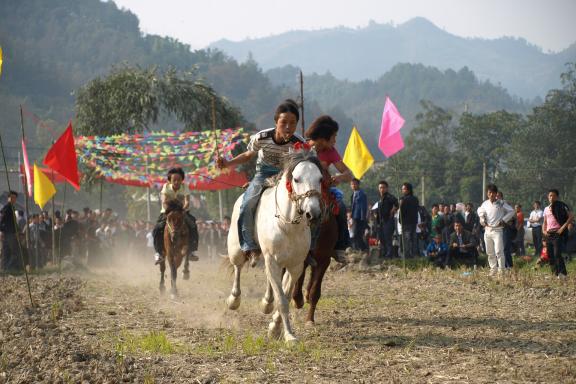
[0,130,34,307]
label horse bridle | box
[275,184,323,225]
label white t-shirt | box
[160,183,190,213]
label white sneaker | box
[557,273,567,280]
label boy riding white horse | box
[217,99,317,266]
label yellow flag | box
[342,126,374,179]
[34,163,56,209]
[0,46,3,77]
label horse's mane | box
[283,150,323,183]
[165,199,184,215]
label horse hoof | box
[267,323,282,340]
[170,293,178,300]
[226,295,241,310]
[260,299,274,314]
[183,271,190,280]
[159,285,166,294]
[305,320,315,328]
[292,297,304,309]
[284,335,299,346]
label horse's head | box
[165,202,185,243]
[284,151,324,225]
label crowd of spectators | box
[347,181,576,273]
[2,183,574,275]
[0,190,230,272]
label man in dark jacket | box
[399,182,419,258]
[0,191,22,271]
[449,220,478,267]
[375,180,398,259]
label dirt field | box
[1,255,575,383]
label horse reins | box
[274,184,323,225]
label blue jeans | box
[238,164,280,252]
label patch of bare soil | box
[1,255,575,383]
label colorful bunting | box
[75,128,249,189]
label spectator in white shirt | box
[528,201,544,257]
[477,184,515,276]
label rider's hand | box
[216,156,227,169]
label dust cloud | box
[73,248,269,331]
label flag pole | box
[51,185,56,266]
[0,130,34,307]
[211,96,223,222]
[299,70,305,136]
[20,106,31,260]
[58,183,67,274]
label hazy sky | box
[111,0,576,53]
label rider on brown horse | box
[306,115,353,263]
[153,167,199,265]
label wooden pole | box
[482,161,487,202]
[0,129,34,307]
[421,174,425,207]
[299,70,305,136]
[19,106,30,255]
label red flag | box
[43,122,80,190]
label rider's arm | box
[183,195,190,211]
[331,160,353,185]
[217,151,256,169]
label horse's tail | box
[219,251,250,276]
[219,254,236,276]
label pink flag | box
[21,139,33,197]
[378,97,405,157]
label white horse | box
[225,151,324,344]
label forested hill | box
[266,63,532,155]
[0,0,531,162]
[211,17,576,99]
[0,0,287,152]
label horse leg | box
[266,259,301,344]
[260,281,274,314]
[306,259,330,326]
[169,259,178,299]
[159,260,166,294]
[292,264,307,309]
[226,264,242,310]
[183,252,190,280]
[304,264,314,303]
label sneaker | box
[488,269,497,277]
[306,251,318,267]
[154,252,164,265]
[557,273,567,280]
[333,249,348,264]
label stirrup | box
[244,250,261,268]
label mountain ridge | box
[210,17,575,99]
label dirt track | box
[1,256,575,383]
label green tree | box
[75,66,243,135]
[504,63,576,207]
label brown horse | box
[292,211,338,325]
[159,202,190,299]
